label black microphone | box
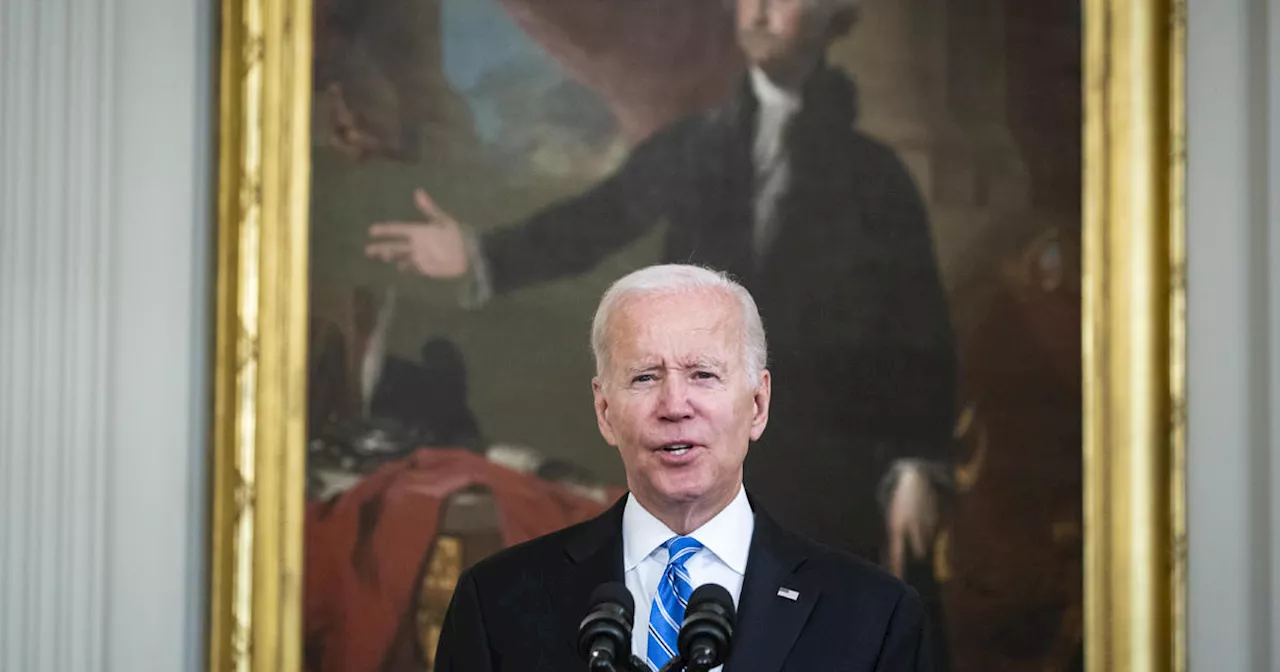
[578,582,635,671]
[677,584,736,672]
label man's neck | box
[631,481,743,536]
[750,67,802,111]
[754,51,823,95]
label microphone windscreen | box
[579,581,636,663]
[687,583,734,619]
[589,581,635,615]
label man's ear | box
[750,369,771,441]
[593,377,618,446]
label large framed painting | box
[208,0,1185,670]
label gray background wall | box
[0,0,1275,668]
[1187,0,1280,669]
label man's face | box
[593,289,770,510]
[736,0,824,78]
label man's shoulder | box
[825,127,915,183]
[844,128,906,161]
[807,537,904,585]
[464,508,613,586]
[820,127,928,219]
[630,103,738,162]
[780,526,916,610]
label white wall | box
[1186,0,1279,669]
[106,0,213,668]
[0,0,213,669]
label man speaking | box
[434,265,931,671]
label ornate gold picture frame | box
[208,0,1185,669]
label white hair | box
[590,264,768,386]
[805,0,860,28]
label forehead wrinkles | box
[607,291,744,367]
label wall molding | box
[0,0,113,669]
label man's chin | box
[745,52,779,71]
[738,38,776,63]
[652,475,721,506]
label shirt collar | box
[622,485,755,575]
[749,67,802,116]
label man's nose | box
[746,0,768,26]
[656,377,694,422]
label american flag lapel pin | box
[776,587,800,601]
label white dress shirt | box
[622,485,755,670]
[748,67,802,261]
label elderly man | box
[434,264,931,671]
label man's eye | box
[632,374,655,384]
[693,371,718,380]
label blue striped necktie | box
[646,535,704,671]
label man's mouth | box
[740,30,777,45]
[660,443,695,455]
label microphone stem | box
[588,653,617,672]
[656,656,685,672]
[626,655,652,672]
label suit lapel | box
[725,505,818,672]
[555,496,628,662]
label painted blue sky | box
[440,0,564,139]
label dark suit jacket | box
[479,65,957,560]
[434,494,932,671]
